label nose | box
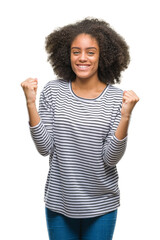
[79,51,87,62]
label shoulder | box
[40,79,69,106]
[108,84,123,96]
[106,85,124,110]
[39,79,68,108]
[42,79,68,94]
[108,84,123,101]
[44,79,68,88]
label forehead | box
[71,33,99,48]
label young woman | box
[21,18,139,240]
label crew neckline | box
[69,80,110,102]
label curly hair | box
[45,18,130,84]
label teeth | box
[78,65,89,69]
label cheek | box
[70,53,76,64]
[70,56,77,73]
[93,56,99,69]
[94,52,99,64]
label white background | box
[0,0,160,239]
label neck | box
[73,76,102,91]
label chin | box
[75,72,94,80]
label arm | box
[27,102,40,127]
[103,90,139,167]
[115,90,139,140]
[21,78,40,126]
[21,78,54,156]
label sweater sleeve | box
[103,102,127,167]
[29,83,54,156]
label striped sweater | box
[30,79,127,218]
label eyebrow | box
[71,47,97,50]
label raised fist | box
[21,78,38,104]
[121,90,139,118]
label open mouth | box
[76,64,90,70]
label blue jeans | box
[45,207,117,240]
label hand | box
[21,78,38,105]
[121,90,139,118]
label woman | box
[21,18,139,240]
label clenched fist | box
[121,90,139,118]
[21,78,38,105]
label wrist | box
[121,114,131,121]
[27,101,36,108]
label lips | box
[76,64,90,70]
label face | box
[70,33,100,81]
